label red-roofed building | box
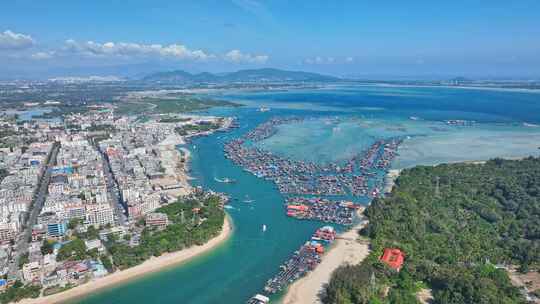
[380,248,405,271]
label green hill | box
[325,158,540,304]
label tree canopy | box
[325,157,540,304]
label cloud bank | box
[0,30,35,50]
[0,30,269,65]
[64,40,214,61]
[225,49,268,63]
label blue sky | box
[1,0,539,78]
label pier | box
[285,197,358,225]
[245,227,336,303]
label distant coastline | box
[366,82,540,94]
[19,215,233,304]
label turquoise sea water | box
[77,85,540,304]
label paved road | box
[9,142,60,277]
[100,151,128,226]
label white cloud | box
[0,30,35,50]
[31,51,55,60]
[305,56,333,65]
[225,49,268,64]
[5,35,266,64]
[305,56,354,65]
[64,40,214,61]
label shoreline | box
[282,220,370,304]
[383,169,402,195]
[20,215,233,304]
[367,83,540,94]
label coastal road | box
[9,142,60,278]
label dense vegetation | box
[325,158,540,304]
[107,194,225,269]
[159,116,192,123]
[175,122,221,136]
[0,281,40,303]
[150,97,238,114]
[115,96,238,116]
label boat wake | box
[214,177,237,184]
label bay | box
[77,85,540,304]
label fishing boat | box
[246,294,269,304]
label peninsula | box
[324,158,540,304]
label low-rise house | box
[98,226,126,241]
[379,248,405,271]
[84,239,104,252]
[89,260,108,278]
[31,224,47,241]
[70,262,89,279]
[42,273,60,288]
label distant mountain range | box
[142,68,340,83]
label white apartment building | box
[85,204,114,227]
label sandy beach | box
[283,220,370,304]
[384,169,402,194]
[20,215,233,304]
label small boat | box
[247,294,269,304]
[258,106,271,112]
[214,177,236,184]
[243,195,255,203]
[262,224,267,232]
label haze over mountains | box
[141,68,340,83]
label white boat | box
[262,224,267,232]
[243,195,255,203]
[214,177,236,184]
[258,106,271,112]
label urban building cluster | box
[0,140,54,284]
[98,121,191,220]
[0,142,53,248]
[0,107,229,297]
[35,135,115,242]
